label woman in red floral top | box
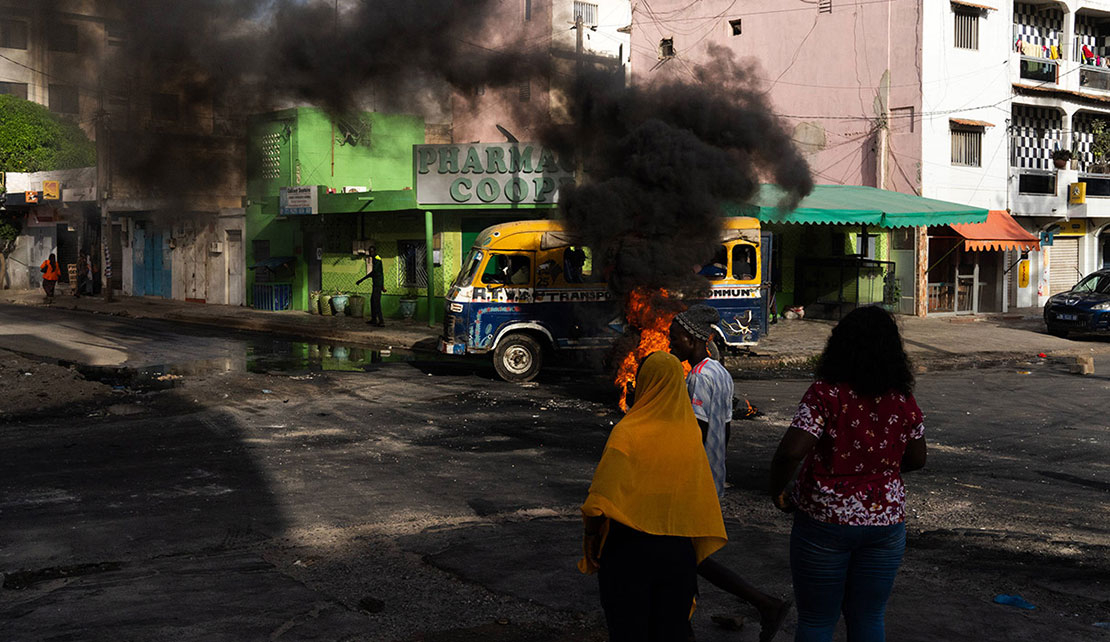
[770,306,927,642]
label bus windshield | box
[453,249,484,288]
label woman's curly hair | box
[815,305,914,396]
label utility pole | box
[574,14,584,74]
[95,85,113,301]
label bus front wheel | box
[493,333,543,382]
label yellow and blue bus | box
[438,218,764,381]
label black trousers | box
[370,289,383,324]
[598,522,697,642]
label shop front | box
[733,185,990,319]
[926,210,1041,315]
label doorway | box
[305,233,322,293]
[227,229,244,306]
[889,227,916,314]
[55,223,78,283]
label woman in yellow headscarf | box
[579,351,727,641]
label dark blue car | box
[1044,269,1110,338]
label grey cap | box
[674,304,720,342]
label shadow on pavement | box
[0,375,369,639]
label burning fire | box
[615,288,691,411]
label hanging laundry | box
[1083,44,1095,60]
[1015,38,1023,53]
[1050,45,1059,60]
[1023,41,1040,57]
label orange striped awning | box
[949,210,1040,252]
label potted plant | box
[1090,119,1110,174]
[330,288,350,315]
[308,290,321,315]
[1051,148,1072,169]
[398,287,419,319]
[348,292,365,317]
[319,291,333,316]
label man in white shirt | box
[670,304,791,641]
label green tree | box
[0,95,96,172]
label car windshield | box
[453,249,483,288]
[1073,273,1110,295]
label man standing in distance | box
[356,245,386,326]
[670,304,791,641]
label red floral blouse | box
[789,381,925,526]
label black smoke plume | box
[41,1,812,305]
[548,45,812,299]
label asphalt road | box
[0,302,252,368]
[1,315,1108,641]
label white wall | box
[920,3,1011,209]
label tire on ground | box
[493,333,544,382]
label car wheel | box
[1048,326,1070,339]
[493,333,543,382]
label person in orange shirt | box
[40,253,61,303]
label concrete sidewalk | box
[0,288,439,350]
[3,288,1106,367]
[749,307,1109,368]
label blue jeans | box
[790,512,906,642]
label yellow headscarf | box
[578,351,727,574]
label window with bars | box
[48,22,79,53]
[518,80,531,102]
[659,38,675,59]
[398,240,428,289]
[0,18,28,50]
[818,0,833,14]
[573,1,598,27]
[951,127,983,166]
[954,8,979,49]
[729,18,742,36]
[0,81,28,99]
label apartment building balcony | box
[1013,3,1063,87]
[1020,56,1059,83]
[1079,64,1110,91]
[1009,5,1110,98]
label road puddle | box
[245,339,428,373]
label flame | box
[615,288,691,411]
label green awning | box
[725,184,989,228]
[317,189,419,214]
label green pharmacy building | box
[245,107,573,323]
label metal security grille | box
[573,1,598,26]
[951,128,982,166]
[1049,237,1080,294]
[954,9,979,50]
[818,0,833,14]
[519,80,531,102]
[260,133,282,180]
[398,240,428,289]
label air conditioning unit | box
[209,241,224,253]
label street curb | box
[0,292,439,351]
